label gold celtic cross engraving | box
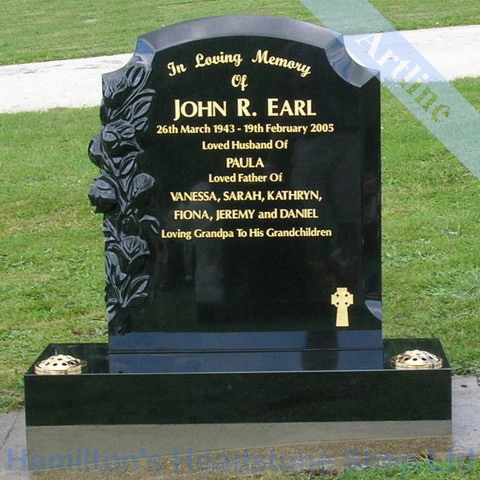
[331,287,354,327]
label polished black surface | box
[110,350,384,373]
[108,331,384,373]
[25,340,451,427]
[25,17,451,444]
[108,330,382,352]
[88,16,381,345]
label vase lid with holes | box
[35,354,86,375]
[391,349,443,370]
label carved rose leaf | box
[140,215,161,235]
[123,275,149,308]
[126,64,148,89]
[105,250,126,284]
[130,173,155,203]
[127,93,154,130]
[117,151,138,179]
[106,299,118,316]
[103,217,120,245]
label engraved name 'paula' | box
[173,98,316,121]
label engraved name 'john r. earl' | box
[173,98,316,121]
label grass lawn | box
[1,2,479,478]
[0,108,105,411]
[216,458,480,478]
[1,0,479,65]
[1,79,479,413]
[381,79,480,374]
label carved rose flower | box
[102,64,148,109]
[102,120,138,156]
[122,211,140,236]
[91,59,154,336]
[88,134,104,168]
[120,235,149,273]
[103,75,129,107]
[109,235,149,275]
[88,176,118,213]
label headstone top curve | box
[135,15,377,87]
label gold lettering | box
[222,191,264,202]
[167,61,187,77]
[252,50,312,77]
[226,157,265,169]
[267,98,316,117]
[173,99,227,121]
[195,52,243,69]
[216,209,256,221]
[237,98,256,117]
[173,210,213,221]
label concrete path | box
[1,25,480,113]
[0,412,26,479]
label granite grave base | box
[23,16,453,473]
[25,339,451,471]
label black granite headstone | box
[25,17,451,466]
[88,15,382,372]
